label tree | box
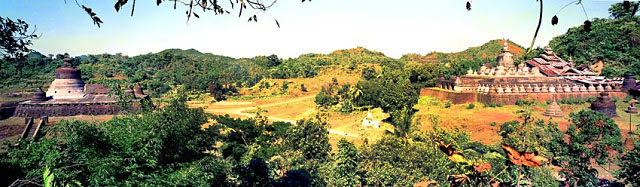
[330,138,360,187]
[550,4,640,78]
[285,119,331,162]
[282,118,331,186]
[390,107,414,142]
[73,0,311,28]
[617,138,640,185]
[0,17,37,60]
[609,1,639,19]
[562,109,623,186]
[497,107,564,186]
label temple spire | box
[502,39,509,52]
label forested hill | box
[401,39,526,65]
[0,41,526,97]
[549,15,640,78]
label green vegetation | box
[466,103,475,109]
[550,12,640,78]
[562,110,623,186]
[617,138,640,185]
[401,39,526,76]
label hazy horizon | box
[0,0,618,58]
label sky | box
[0,0,620,59]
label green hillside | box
[402,39,526,65]
[550,15,640,78]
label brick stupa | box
[544,100,563,117]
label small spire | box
[502,39,509,52]
[62,57,74,67]
[544,45,553,55]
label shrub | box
[300,84,307,92]
[622,95,631,103]
[281,81,289,91]
[466,103,475,109]
[559,97,588,105]
[515,99,535,106]
[496,102,503,107]
[444,101,452,108]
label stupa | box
[13,58,148,118]
[590,92,618,117]
[627,102,638,114]
[46,58,86,99]
[424,41,630,105]
[544,100,563,117]
[496,40,515,69]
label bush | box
[300,84,307,92]
[496,102,503,107]
[444,101,452,108]
[466,103,475,109]
[281,81,289,91]
[559,97,588,105]
[515,99,536,106]
[622,95,632,103]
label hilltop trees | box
[550,2,640,78]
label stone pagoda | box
[13,58,148,118]
[544,100,563,117]
[590,92,618,117]
[47,58,86,99]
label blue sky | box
[0,0,619,58]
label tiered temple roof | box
[525,46,596,77]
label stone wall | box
[0,101,21,119]
[419,88,478,104]
[14,103,121,118]
[420,88,628,105]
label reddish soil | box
[0,124,24,139]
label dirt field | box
[0,115,115,142]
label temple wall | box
[419,88,478,104]
[14,103,121,118]
[420,88,628,105]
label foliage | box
[314,78,363,113]
[401,39,525,76]
[515,99,536,106]
[466,103,475,109]
[282,117,332,186]
[444,101,452,108]
[328,138,360,187]
[79,0,310,28]
[558,97,595,105]
[356,66,418,113]
[0,16,37,60]
[562,109,623,186]
[617,138,640,185]
[390,107,415,141]
[496,105,563,186]
[608,1,639,19]
[550,10,640,78]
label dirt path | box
[203,95,359,137]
